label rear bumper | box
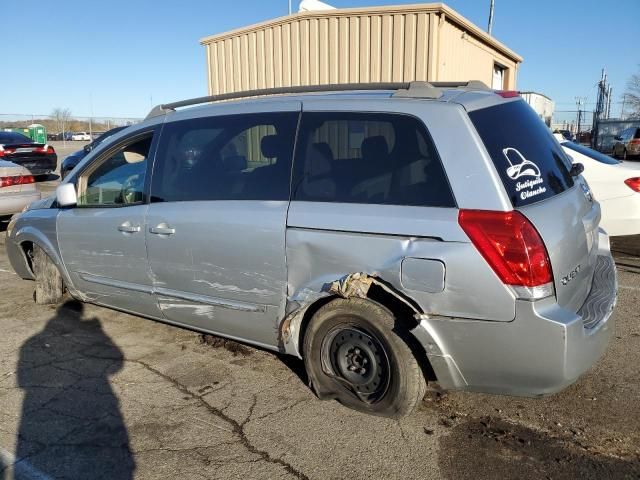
[9,155,57,175]
[412,250,617,396]
[0,191,41,216]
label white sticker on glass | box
[502,147,547,200]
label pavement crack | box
[128,358,310,480]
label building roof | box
[200,2,523,64]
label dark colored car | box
[61,126,127,179]
[0,131,57,176]
[613,127,640,160]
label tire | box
[303,298,427,418]
[33,244,64,305]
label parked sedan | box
[612,127,640,160]
[61,126,127,179]
[0,131,57,176]
[71,132,91,141]
[0,160,41,217]
[560,139,640,236]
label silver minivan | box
[5,82,617,417]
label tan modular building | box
[200,3,523,95]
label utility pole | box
[487,0,495,34]
[606,86,612,119]
[575,96,586,139]
[288,0,292,15]
[621,94,627,120]
[593,68,609,150]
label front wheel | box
[33,244,64,305]
[303,298,426,418]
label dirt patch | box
[438,415,640,480]
[199,334,253,357]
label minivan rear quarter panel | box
[287,98,518,322]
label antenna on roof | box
[298,0,335,12]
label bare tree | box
[50,108,72,135]
[623,68,640,119]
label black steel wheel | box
[323,325,391,402]
[303,298,426,418]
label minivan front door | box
[58,130,161,318]
[145,108,300,349]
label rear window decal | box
[503,147,547,201]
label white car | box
[71,132,91,141]
[559,139,640,236]
[0,160,41,217]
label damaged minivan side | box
[5,82,617,418]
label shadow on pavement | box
[15,300,135,479]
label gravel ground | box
[0,222,638,479]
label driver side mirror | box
[614,136,622,141]
[83,144,92,153]
[56,183,77,207]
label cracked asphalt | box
[0,221,639,479]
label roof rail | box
[145,81,490,119]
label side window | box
[151,112,298,202]
[634,129,640,140]
[77,134,151,207]
[291,112,455,208]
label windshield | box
[562,142,620,165]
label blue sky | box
[2,0,638,119]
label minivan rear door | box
[468,99,599,312]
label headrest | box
[261,135,282,158]
[361,135,389,160]
[312,142,333,162]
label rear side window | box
[0,132,32,144]
[292,112,455,207]
[469,100,574,207]
[151,112,298,202]
[635,129,640,139]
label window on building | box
[492,63,507,90]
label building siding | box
[201,4,521,95]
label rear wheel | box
[33,244,64,305]
[303,298,426,418]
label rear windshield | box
[0,132,32,144]
[469,100,574,207]
[562,142,620,165]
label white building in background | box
[520,91,554,126]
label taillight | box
[0,175,35,187]
[624,177,640,192]
[496,90,520,98]
[33,145,55,154]
[630,139,640,145]
[458,209,553,299]
[0,147,4,157]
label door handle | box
[149,224,176,235]
[118,223,141,233]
